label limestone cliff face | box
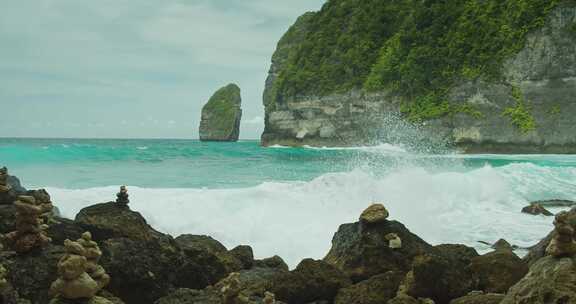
[199,84,242,142]
[262,4,576,153]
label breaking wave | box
[48,162,576,267]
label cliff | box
[262,0,576,153]
[199,83,242,142]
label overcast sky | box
[0,0,325,139]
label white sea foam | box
[268,144,292,149]
[47,163,576,268]
[302,143,407,153]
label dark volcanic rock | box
[491,239,515,251]
[501,256,576,304]
[468,250,528,293]
[155,266,289,304]
[75,202,161,241]
[388,294,432,304]
[233,266,288,298]
[434,244,479,268]
[253,255,289,271]
[0,175,26,206]
[324,220,435,282]
[199,83,243,142]
[334,271,403,304]
[270,259,351,304]
[155,288,218,304]
[46,217,84,245]
[175,234,228,253]
[75,205,240,304]
[6,175,26,194]
[2,244,65,304]
[0,173,27,205]
[175,234,246,282]
[0,204,16,233]
[100,237,182,304]
[521,202,553,216]
[449,292,505,304]
[532,199,576,208]
[403,254,475,304]
[524,207,576,265]
[524,231,554,266]
[0,282,19,304]
[230,245,254,269]
[154,288,287,304]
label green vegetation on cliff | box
[200,84,242,141]
[502,86,536,133]
[272,0,561,122]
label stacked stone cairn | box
[77,232,110,289]
[359,203,403,249]
[32,189,57,224]
[3,195,52,253]
[359,203,389,225]
[115,186,129,208]
[50,238,112,303]
[546,211,576,257]
[0,167,11,193]
[220,272,248,304]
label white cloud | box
[244,116,264,125]
[0,0,326,139]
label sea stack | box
[199,83,242,142]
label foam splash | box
[48,163,574,267]
[302,143,407,154]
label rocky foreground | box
[0,170,574,304]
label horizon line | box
[0,136,261,141]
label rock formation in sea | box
[261,1,576,153]
[521,202,553,216]
[199,83,243,142]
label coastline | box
[0,170,573,304]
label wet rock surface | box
[501,256,576,304]
[334,271,402,304]
[468,250,528,294]
[449,292,505,304]
[75,202,161,241]
[270,259,351,304]
[324,219,435,282]
[521,202,553,216]
[0,172,573,304]
[403,253,475,304]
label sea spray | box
[47,163,575,267]
[3,138,575,267]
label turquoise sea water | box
[2,138,576,189]
[1,138,576,266]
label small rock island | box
[199,83,242,142]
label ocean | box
[1,138,576,267]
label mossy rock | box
[199,83,242,142]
